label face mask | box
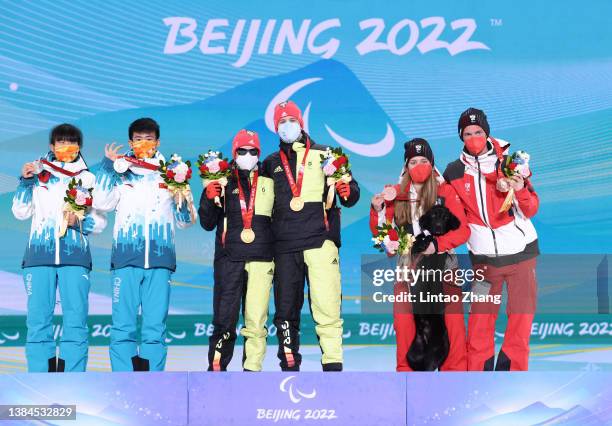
[132,140,158,159]
[54,144,80,162]
[278,121,301,143]
[235,153,259,171]
[408,163,432,183]
[464,135,487,156]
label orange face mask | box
[131,140,158,159]
[54,144,80,162]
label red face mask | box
[464,135,487,156]
[408,163,432,183]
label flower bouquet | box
[498,150,531,212]
[59,178,93,238]
[372,223,415,258]
[159,154,196,220]
[197,150,231,207]
[320,147,352,208]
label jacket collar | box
[236,165,257,177]
[460,139,507,175]
[126,150,165,175]
[278,132,309,154]
[44,151,88,177]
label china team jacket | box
[93,151,195,271]
[12,152,106,269]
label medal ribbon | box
[279,137,310,198]
[121,156,159,171]
[40,159,82,177]
[384,187,418,224]
[234,169,258,230]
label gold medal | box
[240,228,255,244]
[290,196,304,212]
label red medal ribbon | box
[384,200,395,224]
[234,169,258,230]
[278,137,311,198]
[385,186,419,224]
[489,136,507,179]
[121,156,159,171]
[40,159,82,177]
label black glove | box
[412,233,434,254]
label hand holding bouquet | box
[197,150,231,207]
[159,154,196,220]
[59,178,93,238]
[498,150,531,212]
[320,147,352,208]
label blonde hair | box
[394,167,438,227]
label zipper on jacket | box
[476,157,498,256]
[514,221,525,236]
[55,181,63,265]
[55,227,61,265]
[144,212,150,269]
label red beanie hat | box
[232,129,260,158]
[273,100,304,132]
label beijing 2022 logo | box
[255,376,339,422]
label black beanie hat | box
[458,108,490,140]
[404,138,434,166]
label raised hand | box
[104,142,124,162]
[371,193,385,212]
[509,175,525,191]
[21,162,37,178]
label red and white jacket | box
[369,180,470,253]
[442,138,539,262]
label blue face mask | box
[278,121,301,143]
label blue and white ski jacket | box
[12,152,106,269]
[93,151,195,271]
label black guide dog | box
[407,198,460,371]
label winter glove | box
[335,181,351,199]
[205,182,222,200]
[412,233,435,254]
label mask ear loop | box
[433,166,445,185]
[398,160,407,183]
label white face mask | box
[235,153,259,171]
[278,121,301,143]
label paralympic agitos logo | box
[280,376,317,404]
[264,78,394,157]
[164,17,492,157]
[163,17,491,68]
[256,376,338,422]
